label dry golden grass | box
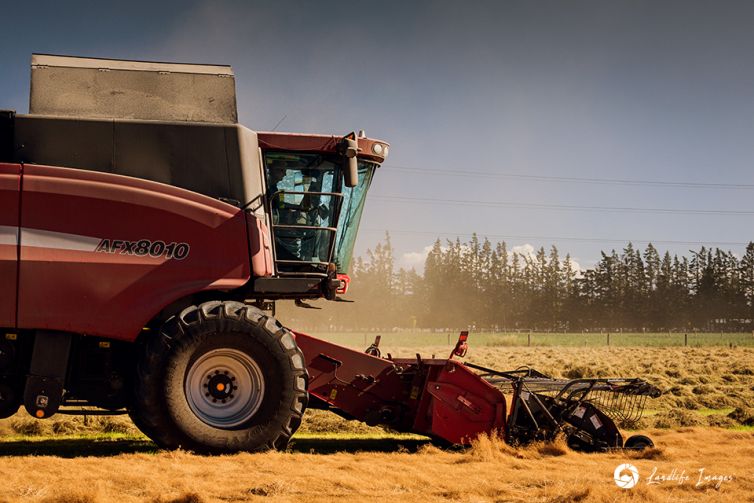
[0,428,750,502]
[0,346,751,501]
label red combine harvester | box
[0,55,660,453]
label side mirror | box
[343,137,359,187]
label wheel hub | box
[206,371,236,402]
[184,348,265,428]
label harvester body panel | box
[16,164,250,340]
[13,115,266,213]
[0,163,20,327]
[30,54,238,124]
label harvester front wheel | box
[130,301,308,453]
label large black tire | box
[129,301,308,453]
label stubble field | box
[0,341,752,503]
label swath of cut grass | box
[0,428,748,502]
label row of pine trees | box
[281,234,754,332]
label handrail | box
[271,190,344,197]
[267,189,345,273]
[271,225,337,232]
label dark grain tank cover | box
[29,54,238,124]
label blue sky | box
[2,0,754,271]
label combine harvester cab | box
[297,331,661,451]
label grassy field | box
[0,428,751,502]
[306,330,754,348]
[0,344,752,501]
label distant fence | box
[311,331,754,348]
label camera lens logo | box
[614,463,639,489]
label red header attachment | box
[451,331,469,359]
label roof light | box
[371,143,384,155]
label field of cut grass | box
[0,345,752,501]
[307,330,754,348]
[0,428,751,502]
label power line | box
[271,114,288,131]
[361,228,750,247]
[370,195,754,216]
[382,165,754,190]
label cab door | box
[0,163,20,327]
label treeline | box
[278,234,754,332]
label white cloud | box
[399,245,434,270]
[512,243,584,276]
[568,258,584,277]
[511,243,537,260]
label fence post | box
[528,333,531,347]
[607,333,610,346]
[447,333,450,345]
[684,333,688,346]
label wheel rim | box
[184,348,265,428]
